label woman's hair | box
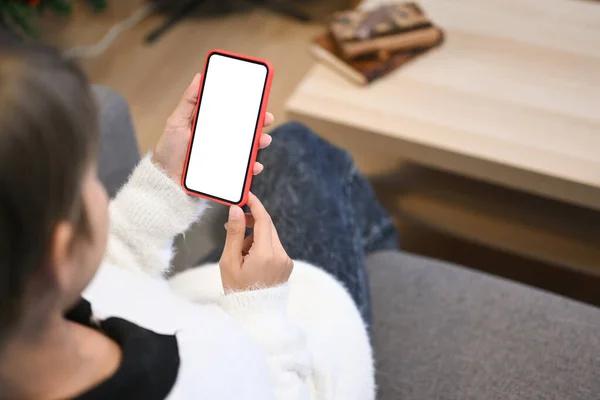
[0,37,98,338]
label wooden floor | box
[42,0,341,152]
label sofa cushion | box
[367,250,600,400]
[94,85,140,198]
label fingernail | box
[224,222,228,230]
[229,206,242,220]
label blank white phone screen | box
[184,53,268,203]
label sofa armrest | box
[367,250,600,400]
[93,85,140,198]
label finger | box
[169,73,202,126]
[259,133,272,149]
[220,206,246,265]
[246,192,273,243]
[242,233,254,255]
[224,213,254,230]
[271,221,287,253]
[244,213,255,228]
[267,221,291,265]
[264,112,274,127]
[253,162,264,175]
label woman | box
[0,38,396,399]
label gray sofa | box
[96,86,600,399]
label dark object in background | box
[0,25,23,42]
[146,0,314,44]
[0,0,107,38]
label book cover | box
[310,31,440,85]
[330,2,442,59]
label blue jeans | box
[207,122,398,326]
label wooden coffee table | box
[286,0,600,272]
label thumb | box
[171,73,202,125]
[221,206,246,264]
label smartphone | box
[182,50,274,206]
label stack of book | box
[311,2,444,85]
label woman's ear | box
[47,221,77,291]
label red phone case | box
[181,49,274,207]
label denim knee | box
[270,121,321,153]
[267,121,354,178]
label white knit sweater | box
[83,156,375,400]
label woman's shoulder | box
[82,263,273,400]
[85,262,220,333]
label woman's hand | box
[219,193,293,293]
[152,73,275,182]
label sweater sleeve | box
[106,155,209,277]
[218,285,312,400]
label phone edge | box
[180,49,274,207]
